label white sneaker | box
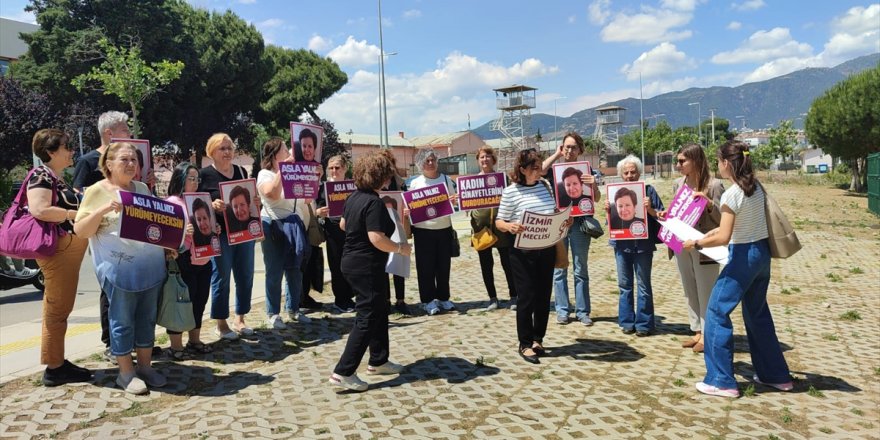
[116,372,148,395]
[329,373,368,391]
[367,361,404,375]
[268,314,287,330]
[424,300,440,316]
[696,381,740,398]
[439,300,455,311]
[290,312,312,323]
[214,328,239,341]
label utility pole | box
[709,108,716,145]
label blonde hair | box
[477,146,498,165]
[205,133,233,158]
[99,142,137,179]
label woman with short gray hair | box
[405,148,458,316]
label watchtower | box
[492,84,536,171]
[593,105,625,167]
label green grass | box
[155,333,169,345]
[825,272,842,282]
[790,286,801,293]
[742,384,756,397]
[807,385,825,398]
[685,370,695,378]
[820,253,827,259]
[849,267,864,274]
[768,435,781,440]
[818,427,832,434]
[672,378,685,387]
[851,408,864,416]
[528,372,543,380]
[822,333,839,341]
[780,288,792,295]
[780,407,793,424]
[839,310,862,321]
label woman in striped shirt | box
[683,140,792,398]
[496,148,570,364]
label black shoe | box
[621,328,636,335]
[635,330,651,337]
[519,347,540,364]
[42,361,92,387]
[62,360,90,375]
[394,301,411,315]
[300,296,323,311]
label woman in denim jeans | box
[541,132,600,326]
[682,140,792,398]
[75,142,168,395]
[607,155,664,337]
[256,137,311,329]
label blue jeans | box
[210,231,255,319]
[703,240,791,389]
[615,250,655,332]
[104,279,161,356]
[554,218,591,320]
[261,219,303,315]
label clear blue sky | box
[3,1,878,137]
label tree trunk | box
[129,102,141,138]
[849,158,865,192]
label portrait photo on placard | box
[220,179,263,244]
[289,122,323,164]
[552,161,594,216]
[607,182,648,240]
[184,192,221,257]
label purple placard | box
[402,183,454,224]
[280,162,320,199]
[457,173,505,211]
[325,180,356,218]
[658,183,708,253]
[117,190,186,251]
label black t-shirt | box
[198,165,248,232]
[340,189,394,275]
[27,166,80,233]
[72,149,103,190]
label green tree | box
[805,65,880,192]
[767,119,796,173]
[72,38,183,136]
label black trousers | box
[333,271,391,376]
[510,246,555,349]
[167,251,212,335]
[324,220,354,306]
[100,289,110,348]
[412,227,452,304]
[477,246,517,300]
[301,245,324,295]
[389,275,405,301]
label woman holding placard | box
[496,148,563,364]
[198,133,257,340]
[75,142,168,395]
[469,146,517,311]
[682,140,792,398]
[257,137,311,329]
[316,155,357,313]
[657,143,724,353]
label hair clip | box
[742,150,750,156]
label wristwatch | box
[694,240,703,250]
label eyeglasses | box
[218,146,235,153]
[186,176,202,182]
[327,166,342,170]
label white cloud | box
[600,8,694,44]
[661,0,703,11]
[568,15,577,24]
[307,35,332,52]
[731,0,765,11]
[831,4,880,34]
[403,9,422,19]
[238,0,256,4]
[819,4,880,64]
[256,18,283,29]
[711,28,813,64]
[588,0,611,25]
[317,52,558,136]
[620,42,697,80]
[727,21,742,30]
[743,57,819,82]
[327,36,381,68]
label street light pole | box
[639,73,645,169]
[378,0,388,148]
[553,96,566,146]
[688,102,701,146]
[709,108,716,145]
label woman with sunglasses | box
[315,155,357,313]
[658,143,724,352]
[496,149,570,364]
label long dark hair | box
[718,140,757,196]
[261,137,286,170]
[678,143,710,192]
[168,162,198,197]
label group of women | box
[25,118,792,397]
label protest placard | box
[325,180,356,218]
[402,183,454,224]
[379,191,410,238]
[117,190,185,250]
[457,172,505,211]
[280,162,320,199]
[657,183,708,253]
[658,217,729,264]
[552,161,594,216]
[289,122,323,164]
[607,182,648,240]
[183,192,221,258]
[220,179,263,244]
[513,206,571,250]
[110,138,152,186]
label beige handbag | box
[761,183,801,259]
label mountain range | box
[472,53,880,140]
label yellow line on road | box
[0,323,101,356]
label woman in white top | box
[256,137,311,329]
[683,140,792,398]
[406,148,458,316]
[496,148,569,364]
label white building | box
[0,18,39,75]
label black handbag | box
[579,216,604,239]
[450,229,461,257]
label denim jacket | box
[270,214,310,270]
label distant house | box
[340,131,416,176]
[0,18,39,76]
[409,131,485,158]
[801,147,833,173]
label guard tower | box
[592,105,625,167]
[492,84,536,172]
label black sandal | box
[186,341,213,354]
[532,343,546,356]
[163,347,186,361]
[519,347,540,364]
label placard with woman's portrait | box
[552,161,594,216]
[220,179,263,244]
[184,192,221,258]
[607,182,648,240]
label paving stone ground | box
[1,179,878,439]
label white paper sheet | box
[657,218,729,265]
